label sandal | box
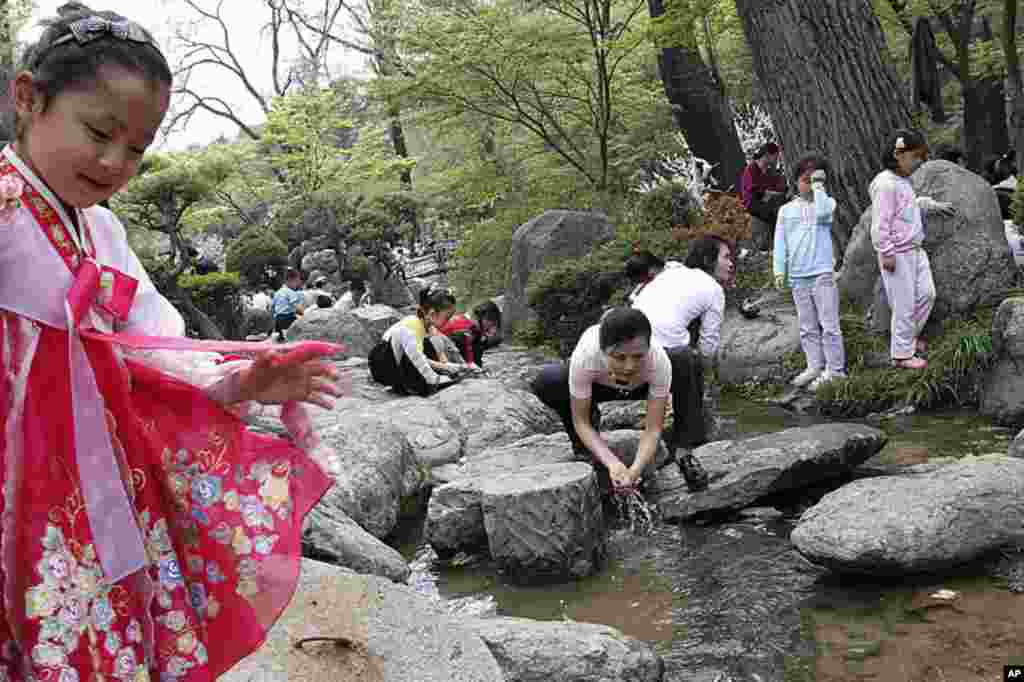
[893,356,927,370]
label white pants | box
[792,272,845,373]
[879,248,935,360]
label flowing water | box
[395,398,1024,681]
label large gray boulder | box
[350,304,402,338]
[504,210,615,331]
[649,424,887,521]
[315,414,424,538]
[434,379,562,456]
[286,308,377,358]
[466,616,665,682]
[221,560,506,682]
[480,462,605,582]
[302,507,410,583]
[716,289,801,384]
[982,297,1024,427]
[838,160,1015,329]
[791,455,1024,575]
[424,479,489,557]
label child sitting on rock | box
[369,285,468,395]
[773,154,847,390]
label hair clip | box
[49,16,161,53]
[894,137,907,152]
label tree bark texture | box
[963,77,1011,171]
[1002,0,1023,169]
[648,0,746,191]
[734,0,913,247]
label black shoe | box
[677,451,708,491]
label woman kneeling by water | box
[369,286,469,395]
[531,308,678,491]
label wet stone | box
[480,462,605,583]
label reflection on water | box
[398,402,1023,681]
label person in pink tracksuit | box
[869,129,955,369]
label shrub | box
[632,181,701,232]
[179,271,245,340]
[225,227,289,288]
[449,214,519,302]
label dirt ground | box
[814,588,1024,681]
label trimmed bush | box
[179,271,245,340]
[226,227,289,288]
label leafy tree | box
[112,153,233,338]
[225,226,289,288]
[876,0,1011,170]
[394,0,660,198]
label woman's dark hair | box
[316,294,333,309]
[791,154,829,185]
[753,142,780,160]
[684,235,730,276]
[472,300,502,328]
[624,250,665,285]
[598,307,651,351]
[17,6,172,136]
[934,144,965,165]
[987,152,1019,184]
[881,128,928,172]
[417,285,456,317]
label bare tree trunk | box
[647,0,745,190]
[963,77,1011,171]
[735,0,913,248]
[0,0,14,143]
[1003,0,1023,169]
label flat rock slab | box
[649,424,887,521]
[221,560,505,682]
[467,616,665,682]
[481,462,605,583]
[432,433,578,485]
[791,455,1024,575]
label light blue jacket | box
[773,189,837,282]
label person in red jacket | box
[439,300,504,367]
[740,142,788,250]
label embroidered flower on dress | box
[158,556,184,587]
[191,474,222,508]
[0,175,24,225]
[239,495,273,529]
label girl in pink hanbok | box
[0,7,345,681]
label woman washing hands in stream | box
[531,308,670,492]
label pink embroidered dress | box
[0,146,332,681]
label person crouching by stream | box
[531,308,671,493]
[369,285,469,395]
[272,267,306,341]
[438,300,504,368]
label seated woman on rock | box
[531,307,672,492]
[369,285,468,395]
[438,300,504,368]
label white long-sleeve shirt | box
[632,265,725,356]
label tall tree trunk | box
[647,0,746,191]
[959,15,1009,171]
[963,77,1011,171]
[735,0,913,249]
[0,0,14,143]
[1002,0,1023,169]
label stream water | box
[395,398,1024,682]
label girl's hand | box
[881,254,896,272]
[237,346,347,409]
